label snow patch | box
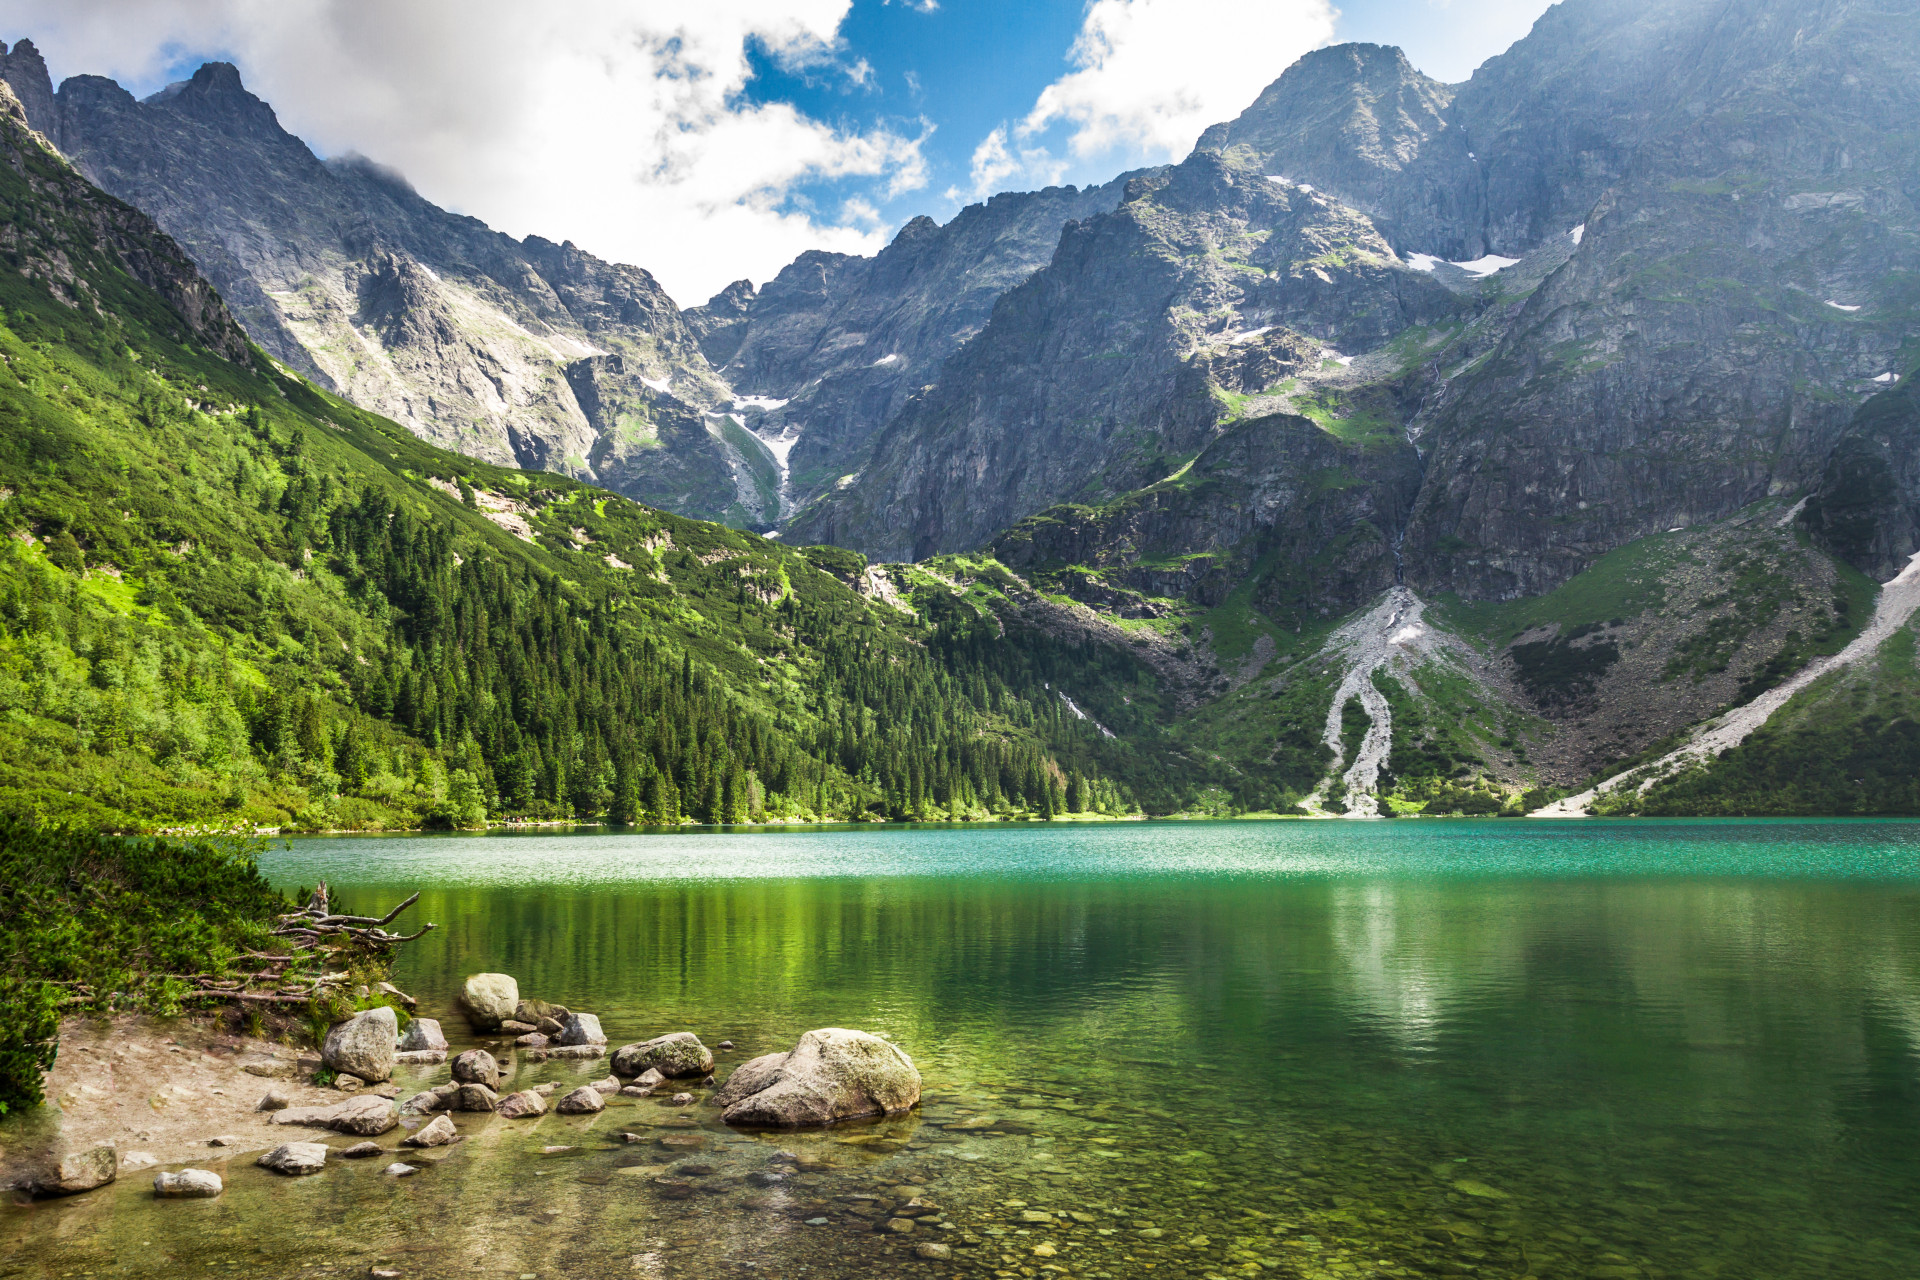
[1406,253,1441,272]
[732,395,790,412]
[1321,349,1355,367]
[640,376,672,394]
[1568,225,1586,246]
[1453,255,1521,278]
[1826,300,1862,312]
[1875,372,1899,383]
[1225,326,1274,346]
[872,353,903,367]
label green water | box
[10,819,1920,1279]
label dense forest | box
[0,94,1153,834]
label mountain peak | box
[0,36,58,143]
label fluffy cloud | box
[963,0,1336,199]
[8,0,930,304]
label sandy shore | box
[0,1013,372,1193]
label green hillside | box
[0,92,1139,833]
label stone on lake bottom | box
[543,1044,604,1060]
[619,1085,653,1097]
[383,1163,418,1177]
[153,1169,222,1198]
[590,1075,620,1094]
[339,1142,383,1158]
[915,1243,952,1260]
[516,1032,549,1049]
[257,1143,328,1176]
[403,1115,459,1147]
[556,1086,605,1114]
[394,1050,447,1065]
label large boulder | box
[451,1084,499,1113]
[460,973,519,1029]
[37,1145,116,1196]
[153,1169,223,1199]
[555,1086,605,1115]
[330,1094,398,1136]
[612,1033,712,1079]
[556,1013,606,1047]
[398,1017,447,1052]
[403,1115,460,1147]
[450,1049,500,1089]
[497,1090,547,1119]
[257,1143,328,1176]
[715,1029,920,1128]
[322,1007,398,1083]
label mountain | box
[0,77,1155,831]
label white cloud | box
[960,0,1336,200]
[7,0,930,304]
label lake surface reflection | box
[8,819,1920,1279]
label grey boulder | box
[257,1143,328,1176]
[403,1114,459,1147]
[543,1045,603,1060]
[397,1017,447,1053]
[400,1090,445,1114]
[451,1084,499,1113]
[450,1049,500,1089]
[153,1169,223,1198]
[256,1090,291,1112]
[38,1145,116,1196]
[556,1013,606,1047]
[555,1086,605,1115]
[497,1090,547,1118]
[394,1049,447,1065]
[330,1094,398,1136]
[460,973,519,1029]
[612,1033,712,1079]
[322,1006,397,1083]
[714,1028,920,1128]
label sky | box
[2,0,1555,306]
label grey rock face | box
[322,1006,397,1083]
[38,1145,116,1196]
[612,1033,713,1079]
[153,1169,223,1198]
[256,1143,328,1176]
[459,975,518,1030]
[1806,378,1920,581]
[397,1018,447,1053]
[715,1028,920,1128]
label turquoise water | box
[10,819,1920,1279]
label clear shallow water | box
[10,819,1920,1280]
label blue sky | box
[12,0,1554,303]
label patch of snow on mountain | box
[1406,253,1441,272]
[1569,225,1586,246]
[733,395,789,411]
[1453,255,1521,278]
[1826,300,1862,312]
[1875,372,1898,383]
[1226,326,1274,345]
[872,353,903,367]
[640,376,672,394]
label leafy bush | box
[0,818,286,1114]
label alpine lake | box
[9,818,1920,1280]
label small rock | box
[768,1150,799,1164]
[515,1033,549,1049]
[635,1068,667,1088]
[37,1145,117,1196]
[915,1243,952,1261]
[668,1092,695,1107]
[653,1178,695,1200]
[207,1135,241,1147]
[323,1007,399,1083]
[717,1040,735,1050]
[1019,1210,1053,1224]
[460,973,520,1030]
[618,1085,653,1098]
[257,1090,291,1112]
[403,1115,459,1148]
[339,1141,383,1158]
[394,1050,448,1066]
[556,1013,607,1047]
[372,1083,402,1099]
[621,1132,647,1143]
[375,980,416,1008]
[242,1059,296,1078]
[898,1198,942,1217]
[451,1049,500,1089]
[429,1082,461,1098]
[499,1020,539,1036]
[496,1090,547,1119]
[257,1142,329,1176]
[532,1082,557,1096]
[120,1152,158,1171]
[541,1144,576,1154]
[555,1086,605,1115]
[400,1091,445,1114]
[371,1270,400,1279]
[153,1169,223,1198]
[535,1016,563,1035]
[612,1032,712,1079]
[884,1217,916,1234]
[330,1094,399,1136]
[451,1084,499,1113]
[746,1170,789,1188]
[590,1075,620,1094]
[384,1162,419,1177]
[700,1074,716,1087]
[514,998,569,1025]
[543,1044,604,1060]
[333,1073,365,1093]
